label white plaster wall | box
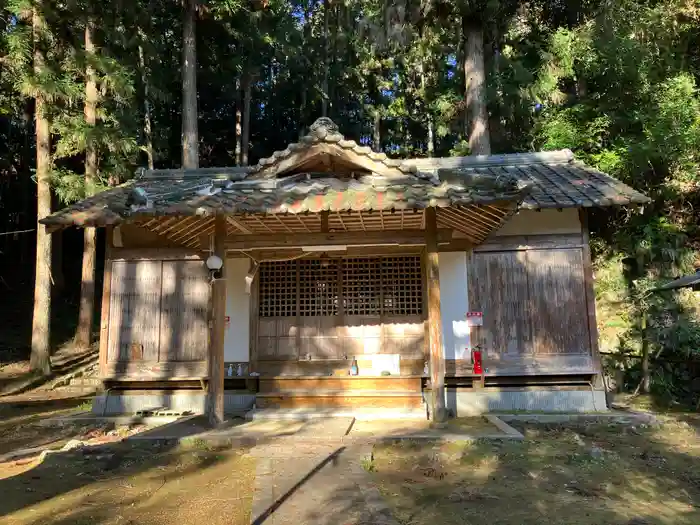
[224,258,250,362]
[438,252,471,361]
[494,209,581,236]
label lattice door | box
[257,256,425,364]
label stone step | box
[247,407,428,421]
[258,376,422,394]
[50,386,98,395]
[69,377,102,387]
[257,390,423,397]
[256,390,424,410]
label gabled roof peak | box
[247,117,431,181]
[308,116,341,138]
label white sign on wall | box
[466,312,483,326]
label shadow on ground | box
[0,434,255,525]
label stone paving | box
[243,416,521,525]
[120,415,522,525]
[249,442,397,525]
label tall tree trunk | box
[299,0,311,137]
[241,72,252,166]
[75,15,98,349]
[373,109,381,152]
[427,118,435,157]
[20,103,32,267]
[484,25,503,150]
[420,63,434,156]
[137,26,154,170]
[235,77,242,166]
[641,311,651,394]
[328,2,338,118]
[321,0,329,117]
[299,86,306,139]
[462,17,491,155]
[181,0,199,168]
[51,223,64,295]
[30,4,52,375]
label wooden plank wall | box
[465,232,595,376]
[104,257,209,379]
[107,261,162,362]
[468,251,532,356]
[159,261,210,362]
[526,249,589,355]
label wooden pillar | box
[207,215,227,425]
[425,208,447,422]
[98,226,113,379]
[579,209,604,390]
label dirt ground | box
[0,395,101,456]
[370,415,700,525]
[0,393,256,525]
[0,440,255,525]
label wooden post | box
[579,209,604,390]
[98,226,113,378]
[425,208,447,422]
[207,215,227,425]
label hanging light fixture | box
[206,254,223,271]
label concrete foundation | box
[446,388,608,416]
[92,391,256,416]
[92,388,607,417]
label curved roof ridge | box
[248,117,433,180]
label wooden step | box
[256,390,424,409]
[257,359,425,377]
[258,376,422,394]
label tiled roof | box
[40,118,648,229]
[40,169,529,228]
[406,150,650,209]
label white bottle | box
[237,363,243,377]
[227,364,233,377]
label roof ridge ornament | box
[308,117,340,139]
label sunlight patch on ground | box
[370,415,700,525]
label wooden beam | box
[225,229,453,250]
[439,239,474,252]
[110,248,204,260]
[320,211,329,233]
[207,215,227,425]
[425,208,447,422]
[98,226,113,378]
[474,233,584,253]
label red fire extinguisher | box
[471,345,483,375]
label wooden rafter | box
[226,216,252,234]
[181,221,216,247]
[273,214,293,233]
[250,214,275,233]
[170,217,213,244]
[441,206,496,234]
[455,205,503,228]
[334,211,347,231]
[161,216,200,238]
[435,210,484,242]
